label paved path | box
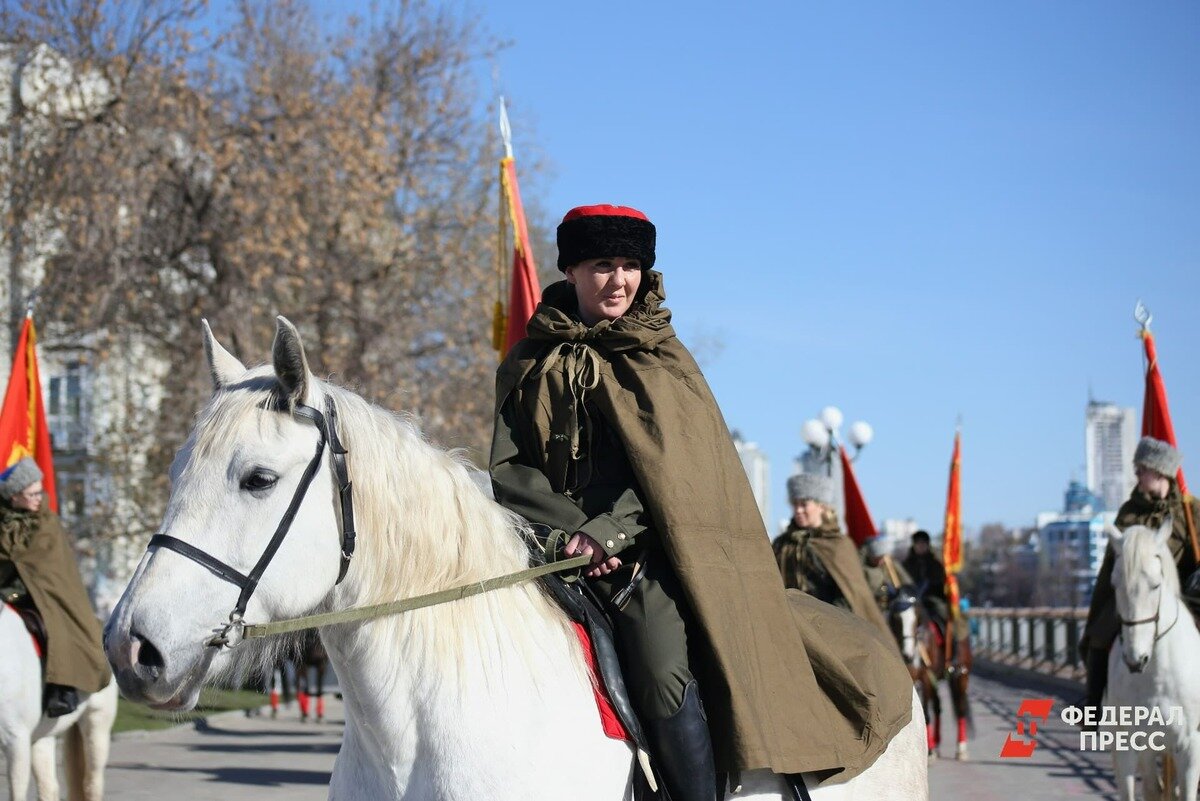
[929,666,1118,800]
[5,668,1133,799]
[102,699,343,800]
[0,696,344,801]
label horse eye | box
[240,469,279,493]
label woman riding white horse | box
[0,457,117,801]
[1,606,117,801]
[1107,518,1200,801]
[104,317,928,800]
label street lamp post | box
[797,406,873,523]
[798,405,873,474]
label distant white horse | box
[0,604,118,800]
[1107,518,1200,801]
[104,317,928,800]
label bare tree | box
[1,0,521,542]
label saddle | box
[522,517,669,796]
[925,616,970,669]
[5,596,47,662]
[540,571,647,746]
[536,538,815,801]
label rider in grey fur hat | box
[786,473,834,507]
[1082,435,1200,716]
[0,458,43,502]
[1134,436,1183,479]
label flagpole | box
[1135,301,1199,562]
[492,97,512,355]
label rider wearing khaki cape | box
[0,458,108,716]
[772,473,892,639]
[1083,436,1200,712]
[491,205,911,799]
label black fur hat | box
[556,204,656,271]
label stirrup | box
[786,774,814,801]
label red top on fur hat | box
[562,205,649,223]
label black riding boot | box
[1082,645,1109,732]
[644,681,719,801]
[44,684,80,718]
[1084,645,1108,708]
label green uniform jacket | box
[1084,484,1200,652]
[772,520,892,640]
[0,505,109,692]
[491,272,911,782]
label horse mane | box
[184,367,585,689]
[1119,523,1181,596]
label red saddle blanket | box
[927,620,944,651]
[5,601,45,659]
[571,621,630,741]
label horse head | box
[888,584,922,663]
[104,318,346,710]
[1109,517,1176,674]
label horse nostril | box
[133,632,165,680]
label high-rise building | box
[731,430,771,535]
[1085,400,1136,512]
[1036,480,1114,605]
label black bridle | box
[1118,587,1178,645]
[148,394,356,647]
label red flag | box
[839,447,876,547]
[942,430,962,574]
[1139,325,1197,558]
[501,157,540,352]
[942,429,963,616]
[0,317,57,512]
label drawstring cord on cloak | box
[533,341,602,487]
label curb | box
[112,703,271,741]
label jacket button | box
[606,540,615,549]
[618,532,627,540]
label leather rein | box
[1118,580,1180,645]
[145,393,587,649]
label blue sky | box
[301,2,1199,532]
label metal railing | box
[966,607,1088,682]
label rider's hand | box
[565,532,622,579]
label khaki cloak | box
[494,272,911,782]
[773,521,892,640]
[0,506,109,692]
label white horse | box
[0,604,118,800]
[104,317,928,800]
[1107,519,1200,801]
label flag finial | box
[498,96,513,160]
[1134,300,1152,332]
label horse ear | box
[272,316,312,406]
[1108,525,1125,554]
[202,319,246,391]
[1156,516,1174,548]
